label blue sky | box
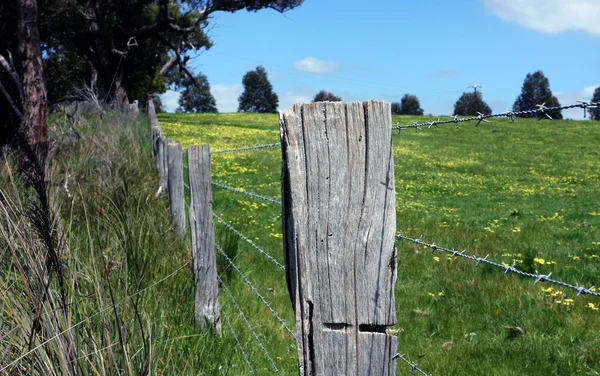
[161,0,600,120]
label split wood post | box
[187,145,221,331]
[280,100,398,375]
[167,142,186,236]
[152,127,162,169]
[156,135,166,188]
[148,100,161,164]
[160,137,171,193]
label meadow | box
[157,111,600,375]
[1,110,598,375]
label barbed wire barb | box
[393,353,430,375]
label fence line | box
[221,309,256,375]
[217,274,282,375]
[150,99,599,375]
[213,212,285,270]
[393,353,430,376]
[210,142,281,155]
[396,234,599,298]
[212,182,282,205]
[216,242,296,339]
[394,101,600,131]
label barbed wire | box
[393,353,430,376]
[394,101,599,131]
[396,234,599,298]
[213,182,282,205]
[218,274,282,375]
[210,142,281,155]
[216,242,296,339]
[213,213,285,270]
[222,309,256,375]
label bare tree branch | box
[0,79,23,119]
[0,52,24,103]
[158,37,198,87]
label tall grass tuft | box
[0,110,228,375]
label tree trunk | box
[17,0,48,165]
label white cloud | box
[554,84,599,120]
[160,90,180,113]
[482,0,600,35]
[278,88,315,111]
[292,57,343,73]
[212,83,243,113]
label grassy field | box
[157,111,600,375]
[2,109,597,375]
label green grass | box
[157,112,600,375]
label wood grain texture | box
[187,145,221,331]
[280,100,397,376]
[167,143,185,236]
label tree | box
[513,70,563,119]
[391,102,401,115]
[453,91,492,116]
[313,90,341,102]
[590,86,600,121]
[238,66,278,113]
[399,94,424,115]
[1,0,304,110]
[176,72,217,113]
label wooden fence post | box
[159,137,171,192]
[152,127,162,169]
[167,143,186,236]
[280,100,398,375]
[187,145,221,331]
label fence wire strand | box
[222,309,256,375]
[210,142,281,155]
[216,242,296,339]
[394,101,600,131]
[213,182,282,205]
[394,353,430,376]
[218,275,282,375]
[213,213,285,270]
[396,234,599,298]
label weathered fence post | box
[159,137,171,192]
[187,145,221,331]
[167,143,186,236]
[280,100,398,375]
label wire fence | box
[212,181,282,205]
[213,212,285,270]
[394,101,599,131]
[393,353,430,376]
[215,242,296,339]
[153,98,600,375]
[221,309,256,375]
[210,142,281,155]
[396,234,599,298]
[217,274,282,375]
